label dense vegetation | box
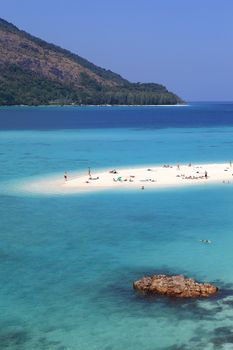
[0,18,183,106]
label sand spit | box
[15,163,233,195]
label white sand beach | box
[65,162,233,190]
[19,162,233,195]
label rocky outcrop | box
[133,274,218,298]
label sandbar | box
[18,163,233,195]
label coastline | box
[0,103,188,108]
[15,162,233,195]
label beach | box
[18,162,233,195]
[63,162,233,192]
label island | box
[0,18,183,106]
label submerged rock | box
[133,274,218,298]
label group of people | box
[64,167,93,182]
[64,161,233,183]
[63,163,211,185]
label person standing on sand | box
[230,160,232,167]
[64,172,68,181]
[205,171,208,179]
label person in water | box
[64,172,68,181]
[200,239,211,244]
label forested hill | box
[0,18,183,106]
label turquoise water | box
[1,105,233,349]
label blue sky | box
[1,0,233,101]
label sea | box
[1,103,233,350]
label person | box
[200,239,211,244]
[205,170,208,179]
[230,160,232,167]
[141,186,144,190]
[64,172,68,181]
[177,164,180,170]
[88,167,91,177]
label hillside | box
[0,18,183,106]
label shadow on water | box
[186,324,233,350]
[0,327,67,350]
[0,328,30,350]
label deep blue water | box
[1,102,233,130]
[1,104,233,350]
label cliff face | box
[0,18,183,105]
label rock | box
[133,274,218,298]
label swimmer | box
[200,239,212,244]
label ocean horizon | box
[1,103,233,349]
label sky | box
[1,0,233,101]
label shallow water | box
[1,104,233,349]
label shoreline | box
[14,162,233,195]
[0,104,188,108]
